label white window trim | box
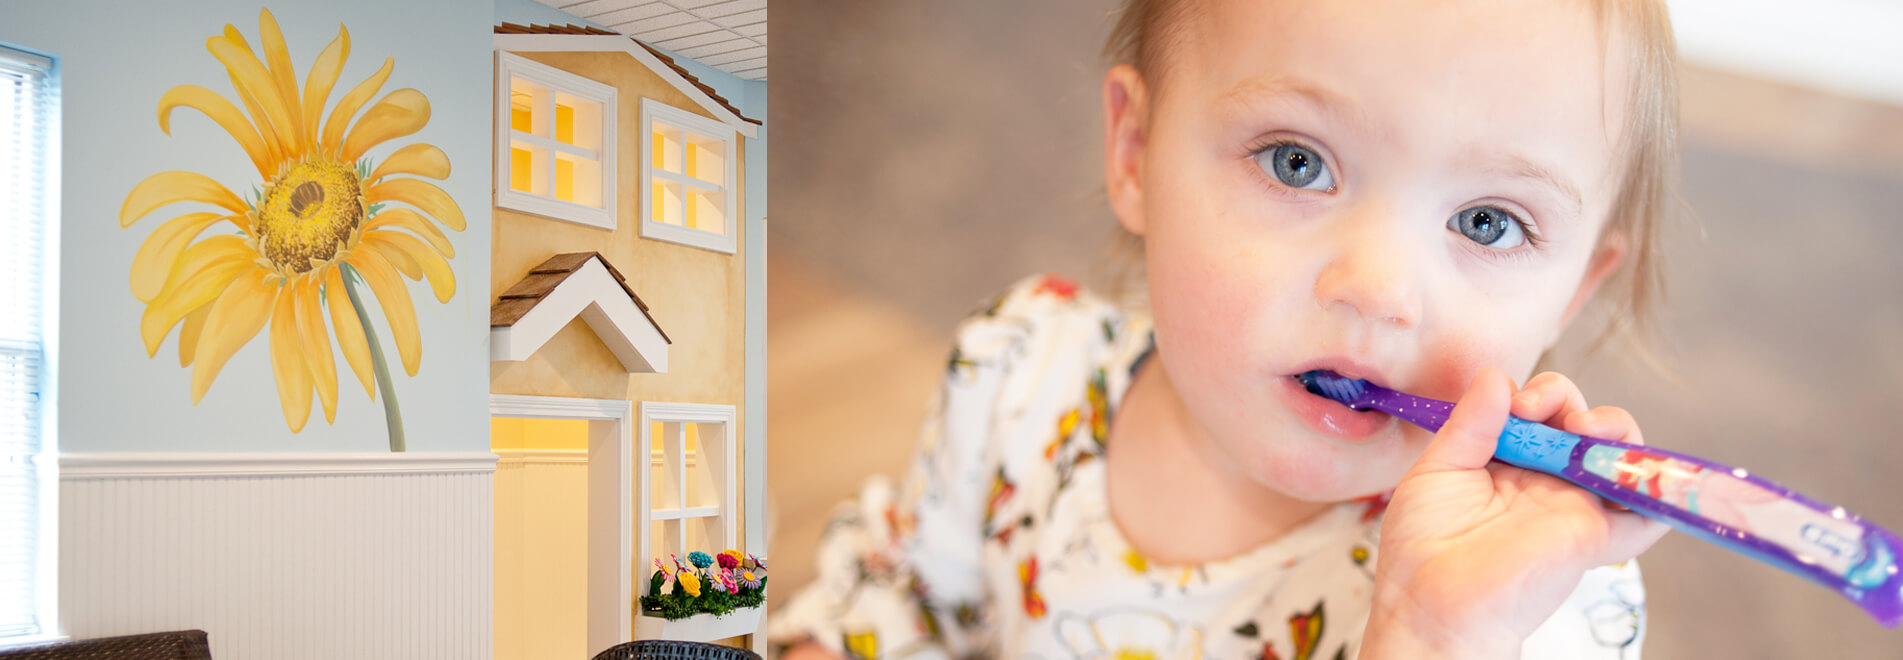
[636,401,737,594]
[640,98,738,254]
[494,52,618,230]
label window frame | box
[636,401,736,594]
[639,98,738,254]
[0,41,60,648]
[494,52,618,230]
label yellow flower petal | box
[366,232,454,303]
[158,85,273,176]
[121,171,247,227]
[365,178,464,231]
[268,281,314,432]
[206,35,299,158]
[141,254,250,357]
[325,266,377,399]
[321,56,393,154]
[373,236,421,279]
[189,271,279,404]
[364,209,454,258]
[346,250,421,377]
[293,277,339,424]
[211,25,288,162]
[369,143,449,182]
[129,212,236,302]
[341,88,430,163]
[257,8,306,156]
[222,24,253,54]
[177,304,211,367]
[302,25,351,146]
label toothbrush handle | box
[1494,417,1903,627]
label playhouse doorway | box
[490,395,633,660]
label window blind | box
[0,44,53,641]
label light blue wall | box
[0,0,494,453]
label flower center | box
[254,156,364,275]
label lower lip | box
[1276,375,1394,439]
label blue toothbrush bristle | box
[1297,370,1367,404]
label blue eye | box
[1449,206,1527,248]
[1255,142,1335,191]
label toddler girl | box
[772,0,1680,657]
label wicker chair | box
[591,640,761,660]
[0,630,211,659]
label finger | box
[1510,371,1590,427]
[1562,406,1646,446]
[1589,510,1671,568]
[1413,367,1514,475]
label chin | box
[1235,433,1414,503]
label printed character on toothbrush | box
[1298,370,1903,627]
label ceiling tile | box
[618,11,700,33]
[730,66,765,81]
[635,20,726,43]
[557,0,633,15]
[652,30,740,51]
[733,22,765,38]
[710,8,765,28]
[676,37,756,59]
[664,0,732,8]
[688,0,765,19]
[585,2,673,26]
[703,48,764,67]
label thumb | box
[1412,367,1515,475]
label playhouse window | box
[640,99,736,254]
[496,53,617,230]
[640,402,736,586]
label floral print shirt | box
[769,275,1648,660]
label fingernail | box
[1515,391,1540,408]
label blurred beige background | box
[766,1,1903,657]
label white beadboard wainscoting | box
[59,452,497,659]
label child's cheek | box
[1414,333,1540,401]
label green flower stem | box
[340,263,405,452]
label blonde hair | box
[1101,0,1682,368]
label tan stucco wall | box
[488,50,752,548]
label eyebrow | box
[1492,154,1585,219]
[1212,76,1371,132]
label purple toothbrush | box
[1298,370,1903,628]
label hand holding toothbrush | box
[1361,368,1670,659]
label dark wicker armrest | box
[0,630,212,659]
[593,640,761,660]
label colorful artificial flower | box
[651,557,673,578]
[688,551,714,569]
[740,570,761,590]
[742,555,758,570]
[720,549,744,568]
[677,570,701,597]
[124,8,463,448]
[749,554,767,571]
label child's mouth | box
[1280,373,1392,439]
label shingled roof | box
[492,252,669,345]
[495,22,762,126]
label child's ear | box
[1104,65,1150,236]
[1557,231,1627,337]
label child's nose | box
[1313,223,1423,329]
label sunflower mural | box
[121,8,462,450]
